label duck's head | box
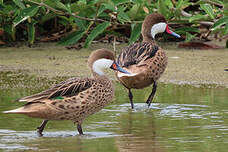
[142,13,180,41]
[88,49,131,76]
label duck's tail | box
[3,107,28,114]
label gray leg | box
[37,120,48,137]
[146,81,157,108]
[128,89,134,109]
[77,124,83,135]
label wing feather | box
[17,77,93,102]
[117,42,159,68]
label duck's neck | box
[92,72,107,78]
[142,31,156,43]
[143,37,156,43]
[92,72,110,84]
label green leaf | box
[165,0,174,8]
[189,14,207,22]
[113,0,129,5]
[210,0,223,5]
[102,3,115,11]
[27,21,36,45]
[117,10,131,23]
[13,0,25,9]
[176,0,183,9]
[211,16,228,30]
[200,4,215,19]
[225,23,228,34]
[175,27,200,33]
[3,25,16,41]
[40,12,57,24]
[129,23,142,44]
[44,0,70,12]
[97,5,106,17]
[84,22,110,48]
[74,18,87,30]
[13,6,40,27]
[158,0,170,18]
[185,32,196,42]
[127,4,141,20]
[58,30,85,46]
[58,16,70,26]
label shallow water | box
[0,71,228,152]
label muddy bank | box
[0,42,227,87]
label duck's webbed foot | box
[146,81,157,108]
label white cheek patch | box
[93,59,113,75]
[151,22,167,39]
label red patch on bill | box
[166,25,172,34]
[112,63,117,69]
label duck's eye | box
[104,56,110,59]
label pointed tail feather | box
[3,102,51,119]
[3,107,27,114]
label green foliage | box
[58,30,86,45]
[158,0,170,19]
[0,0,227,46]
[211,16,228,34]
[13,0,25,9]
[129,23,142,44]
[84,22,110,48]
[13,5,40,27]
[27,21,36,45]
[200,4,215,19]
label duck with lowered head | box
[4,48,132,136]
[116,13,181,109]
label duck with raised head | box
[3,49,131,136]
[116,13,181,109]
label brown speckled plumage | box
[117,42,167,89]
[116,13,170,109]
[4,49,117,136]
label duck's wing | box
[16,77,93,103]
[117,42,159,68]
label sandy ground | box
[0,42,227,88]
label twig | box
[113,36,116,56]
[170,19,214,27]
[199,21,214,27]
[181,10,192,17]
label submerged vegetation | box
[0,0,227,47]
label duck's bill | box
[166,26,181,38]
[117,66,131,74]
[110,61,131,74]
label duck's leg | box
[77,124,83,135]
[146,81,157,107]
[37,120,48,137]
[128,89,134,109]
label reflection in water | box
[0,71,228,152]
[113,104,165,152]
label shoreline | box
[0,42,227,88]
